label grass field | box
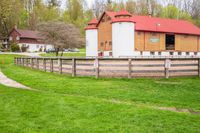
[0,55,200,132]
[40,48,86,57]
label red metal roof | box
[86,10,200,35]
[115,10,131,17]
[88,18,98,25]
[131,15,200,35]
[15,29,44,39]
[85,18,98,30]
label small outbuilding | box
[85,10,200,57]
[8,27,53,52]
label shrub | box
[10,42,20,52]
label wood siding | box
[135,31,200,52]
[9,30,20,42]
[175,34,199,52]
[199,37,200,51]
[135,31,165,51]
[97,20,200,52]
[98,14,112,51]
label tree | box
[0,0,23,36]
[37,22,85,56]
[126,0,137,14]
[92,0,106,18]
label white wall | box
[112,22,135,58]
[18,43,54,52]
[86,29,98,57]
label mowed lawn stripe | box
[0,84,199,133]
[1,64,200,111]
[0,55,200,132]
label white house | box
[9,27,53,52]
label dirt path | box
[0,70,31,90]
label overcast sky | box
[59,0,129,8]
[85,0,129,7]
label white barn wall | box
[112,22,135,58]
[18,43,54,52]
[86,29,98,57]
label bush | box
[10,43,20,52]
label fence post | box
[95,58,99,78]
[31,58,34,69]
[50,58,53,72]
[17,58,19,65]
[14,57,16,65]
[128,58,132,78]
[198,59,200,77]
[43,58,46,72]
[19,58,21,65]
[36,58,39,69]
[26,58,28,66]
[72,58,76,77]
[165,58,170,79]
[58,58,62,74]
[22,58,24,66]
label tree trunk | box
[2,20,9,36]
[61,49,64,57]
[56,48,59,56]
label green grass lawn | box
[0,54,200,132]
[40,48,86,57]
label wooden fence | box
[14,57,200,79]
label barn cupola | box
[115,10,132,18]
[85,18,98,57]
[112,10,136,57]
[112,10,134,24]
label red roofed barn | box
[85,10,200,57]
[8,27,53,52]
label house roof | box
[85,18,98,30]
[86,10,200,35]
[12,29,44,39]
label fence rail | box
[14,57,200,79]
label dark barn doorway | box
[166,34,175,50]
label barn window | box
[109,41,112,46]
[107,17,111,21]
[186,52,190,55]
[158,52,161,55]
[109,52,112,56]
[194,52,197,55]
[150,51,155,55]
[16,36,20,40]
[170,52,174,55]
[138,32,141,35]
[101,42,104,47]
[178,52,182,55]
[9,37,13,41]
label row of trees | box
[0,0,200,37]
[93,0,200,25]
